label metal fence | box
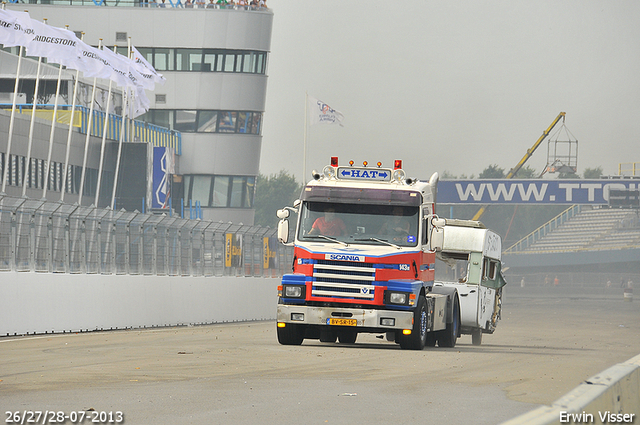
[0,194,292,278]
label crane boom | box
[471,112,566,221]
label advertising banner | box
[151,147,174,209]
[437,179,640,205]
[225,233,242,268]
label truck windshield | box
[298,202,420,247]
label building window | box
[197,111,218,132]
[139,109,262,135]
[175,110,198,132]
[134,47,267,74]
[184,174,255,208]
[212,176,229,207]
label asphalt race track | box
[1,284,639,425]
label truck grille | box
[311,260,376,299]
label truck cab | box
[275,158,461,350]
[432,219,507,345]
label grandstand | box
[510,206,640,253]
[503,205,640,285]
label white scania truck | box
[275,158,506,349]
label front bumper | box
[277,304,414,330]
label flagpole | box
[111,77,128,210]
[60,33,84,203]
[303,91,308,182]
[1,44,24,194]
[42,24,66,200]
[22,18,47,197]
[78,39,103,206]
[94,44,115,207]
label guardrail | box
[501,353,640,425]
[0,194,291,278]
[1,104,181,155]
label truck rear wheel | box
[399,295,428,350]
[277,323,304,345]
[437,295,460,348]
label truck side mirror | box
[429,217,446,252]
[277,208,290,219]
[278,219,290,245]
[430,227,444,252]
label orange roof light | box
[377,162,382,168]
[394,160,402,170]
[363,161,368,167]
[349,160,354,166]
[330,156,339,167]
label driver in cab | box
[380,206,411,241]
[308,208,346,237]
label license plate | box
[328,318,357,326]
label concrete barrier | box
[0,272,279,336]
[501,354,640,425]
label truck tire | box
[277,323,304,345]
[399,295,428,350]
[471,328,482,346]
[437,296,460,348]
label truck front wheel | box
[277,323,304,345]
[399,295,428,350]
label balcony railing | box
[1,104,181,155]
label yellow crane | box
[471,112,566,221]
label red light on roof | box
[330,156,339,167]
[377,162,382,168]
[394,160,402,170]
[349,160,354,166]
[363,161,368,167]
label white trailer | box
[430,218,507,345]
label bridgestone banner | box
[437,179,640,205]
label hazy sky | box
[260,0,640,183]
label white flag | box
[131,85,150,118]
[131,45,165,86]
[26,20,80,69]
[0,9,35,48]
[308,96,344,125]
[99,46,146,89]
[75,41,113,80]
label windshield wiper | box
[305,235,350,247]
[354,237,401,250]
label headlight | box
[392,169,406,183]
[322,165,336,180]
[389,292,408,305]
[284,285,304,298]
[380,318,395,326]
